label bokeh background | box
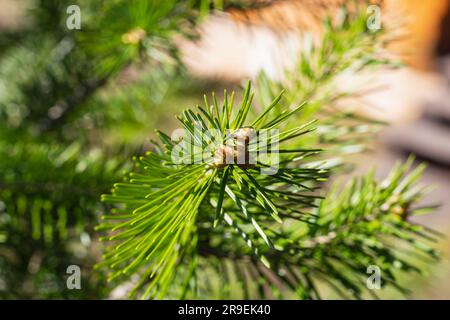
[0,0,449,299]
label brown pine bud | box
[122,28,146,45]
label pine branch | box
[0,0,442,301]
[191,158,440,299]
[98,82,329,298]
[98,81,441,299]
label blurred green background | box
[0,0,449,299]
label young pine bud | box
[122,28,146,45]
[213,127,256,169]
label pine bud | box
[233,127,256,143]
[121,28,146,45]
[213,127,256,169]
[213,145,237,168]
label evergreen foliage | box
[0,0,441,299]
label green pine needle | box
[98,83,328,298]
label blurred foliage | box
[0,0,442,299]
[184,158,440,299]
[0,141,130,298]
[0,0,223,299]
[255,3,399,163]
